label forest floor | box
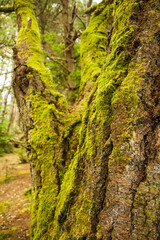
[0,152,31,240]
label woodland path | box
[0,152,31,240]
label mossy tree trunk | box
[13,0,160,239]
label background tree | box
[0,2,17,155]
[34,0,86,102]
[85,0,93,26]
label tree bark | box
[12,0,160,239]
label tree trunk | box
[0,73,8,106]
[0,86,11,125]
[13,0,160,239]
[13,1,68,238]
[62,0,76,89]
[7,91,15,132]
[85,0,93,26]
[13,102,21,130]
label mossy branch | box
[84,4,97,14]
[0,5,14,13]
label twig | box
[76,14,86,29]
[47,55,70,72]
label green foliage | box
[0,120,13,156]
[0,231,12,240]
[42,31,67,90]
[33,0,85,100]
[0,12,16,58]
[43,31,64,55]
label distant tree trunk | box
[12,0,160,240]
[0,73,8,106]
[0,85,11,125]
[7,91,15,132]
[62,0,76,89]
[13,103,21,130]
[85,0,93,26]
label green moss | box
[84,4,98,14]
[96,223,103,239]
[15,0,55,90]
[73,197,93,237]
[80,3,113,93]
[59,232,70,240]
[29,93,67,239]
[80,0,141,132]
[49,155,81,239]
[112,64,144,115]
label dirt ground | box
[0,152,31,240]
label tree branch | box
[84,4,97,14]
[76,14,86,29]
[36,0,49,17]
[0,5,14,13]
[47,54,70,73]
[87,0,93,8]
